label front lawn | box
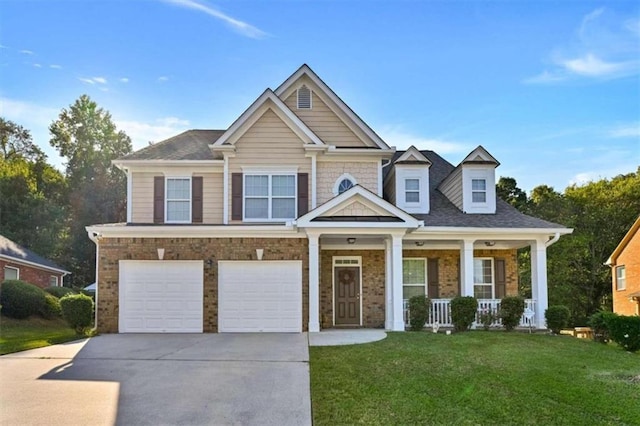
[0,316,81,355]
[310,332,639,425]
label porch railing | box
[403,298,537,329]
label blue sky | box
[1,0,638,192]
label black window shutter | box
[495,258,506,299]
[427,258,439,298]
[297,173,309,216]
[192,176,203,223]
[153,176,165,224]
[231,173,243,220]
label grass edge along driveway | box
[0,316,81,355]
[310,332,639,425]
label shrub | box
[606,314,640,353]
[41,293,62,319]
[478,308,497,331]
[44,286,76,298]
[408,296,430,331]
[451,296,478,332]
[500,296,525,331]
[0,280,47,319]
[545,305,571,334]
[588,311,617,343]
[60,293,94,334]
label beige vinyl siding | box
[284,91,367,148]
[131,172,154,223]
[316,161,379,205]
[228,108,311,222]
[328,201,393,217]
[202,173,223,223]
[439,167,463,209]
[383,168,396,205]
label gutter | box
[545,232,561,247]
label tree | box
[49,95,132,287]
[496,176,527,210]
[0,118,45,162]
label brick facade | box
[97,237,309,333]
[612,228,640,316]
[0,259,65,289]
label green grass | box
[310,332,640,425]
[0,316,82,355]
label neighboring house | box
[0,235,69,288]
[86,65,572,334]
[607,216,640,316]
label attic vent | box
[297,85,312,109]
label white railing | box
[403,298,537,329]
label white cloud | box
[49,64,62,69]
[115,116,191,148]
[378,126,470,154]
[570,172,599,186]
[157,76,169,82]
[161,0,268,39]
[78,77,96,85]
[609,124,640,138]
[561,53,636,77]
[523,70,566,84]
[119,77,129,83]
[93,76,107,84]
[20,49,34,55]
[33,63,42,68]
[0,97,58,125]
[79,76,108,85]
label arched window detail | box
[332,173,358,196]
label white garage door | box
[218,261,302,332]
[119,260,203,333]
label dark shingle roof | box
[0,235,69,273]
[118,130,225,161]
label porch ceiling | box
[320,236,530,250]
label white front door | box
[119,260,203,333]
[218,261,302,332]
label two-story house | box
[86,65,572,334]
[607,216,640,316]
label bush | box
[60,293,94,334]
[44,286,77,298]
[500,296,525,331]
[451,296,478,332]
[408,296,430,331]
[0,280,47,319]
[545,305,571,334]
[41,293,62,319]
[606,314,640,353]
[588,311,617,343]
[478,308,497,331]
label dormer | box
[385,146,431,213]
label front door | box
[334,266,360,326]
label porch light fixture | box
[484,241,496,247]
[347,237,356,245]
[415,241,425,247]
[157,248,165,260]
[256,248,264,260]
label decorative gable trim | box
[395,146,431,164]
[296,185,422,228]
[211,89,325,149]
[274,64,391,150]
[461,145,500,166]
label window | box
[244,174,296,220]
[403,259,426,299]
[297,85,312,109]
[337,178,354,194]
[471,179,486,203]
[166,178,191,222]
[405,178,420,203]
[616,266,626,290]
[4,266,19,280]
[49,276,58,287]
[473,258,494,299]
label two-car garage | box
[118,260,302,333]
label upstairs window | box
[4,266,18,281]
[297,85,312,109]
[471,179,487,203]
[245,174,296,220]
[616,266,626,290]
[166,178,191,223]
[338,178,354,194]
[473,258,494,299]
[405,178,420,203]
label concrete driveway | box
[0,333,311,426]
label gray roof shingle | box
[118,130,225,161]
[0,235,70,273]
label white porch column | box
[391,233,405,331]
[460,239,475,297]
[308,233,320,332]
[384,237,393,330]
[531,238,548,329]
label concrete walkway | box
[1,334,311,426]
[309,329,387,346]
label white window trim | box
[165,177,192,224]
[404,178,420,204]
[297,84,312,109]
[471,178,487,204]
[473,257,495,299]
[50,275,59,287]
[4,266,19,280]
[402,258,427,298]
[243,173,297,222]
[616,265,626,291]
[332,173,358,196]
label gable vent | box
[297,85,312,109]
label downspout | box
[545,232,560,247]
[87,231,101,331]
